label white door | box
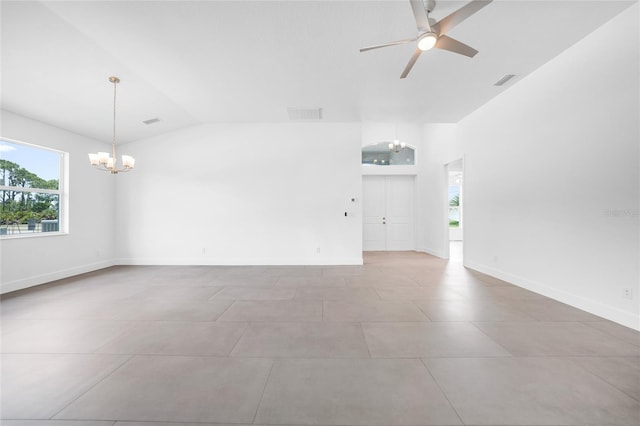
[363,176,415,251]
[363,176,387,251]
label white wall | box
[115,123,362,265]
[0,110,116,293]
[458,5,639,329]
[415,124,459,257]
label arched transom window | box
[362,142,415,166]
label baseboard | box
[416,246,447,259]
[1,259,116,294]
[115,256,364,266]
[464,259,640,331]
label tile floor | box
[1,249,639,426]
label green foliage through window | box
[1,139,63,235]
[448,185,461,229]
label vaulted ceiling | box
[1,0,635,143]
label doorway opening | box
[446,159,463,262]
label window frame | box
[361,141,417,167]
[0,137,68,239]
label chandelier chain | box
[112,77,117,146]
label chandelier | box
[88,76,135,173]
[388,123,406,153]
[388,139,406,153]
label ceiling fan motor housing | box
[425,0,437,14]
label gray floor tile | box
[321,266,380,277]
[255,358,462,425]
[415,299,535,322]
[1,421,115,426]
[375,285,463,301]
[1,298,129,321]
[346,275,419,288]
[409,273,453,287]
[208,275,279,287]
[264,267,324,277]
[217,300,323,322]
[117,424,340,426]
[125,286,223,301]
[114,300,233,321]
[2,252,637,426]
[54,356,272,423]
[585,321,640,347]
[95,321,246,356]
[275,276,346,287]
[115,423,206,426]
[468,270,514,287]
[570,356,640,402]
[146,266,211,282]
[0,319,38,336]
[231,322,370,358]
[323,299,429,322]
[362,322,510,358]
[484,285,549,300]
[425,357,640,426]
[1,319,133,354]
[512,299,604,322]
[474,321,640,356]
[1,354,130,419]
[294,287,380,300]
[202,266,268,278]
[52,283,157,303]
[210,287,295,300]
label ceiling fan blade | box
[360,37,416,52]
[434,0,492,35]
[400,48,423,79]
[435,35,478,58]
[410,0,431,31]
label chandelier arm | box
[92,165,112,172]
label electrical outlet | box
[622,288,633,299]
[316,247,321,254]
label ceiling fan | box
[360,0,493,79]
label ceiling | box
[1,0,635,144]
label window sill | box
[0,232,68,240]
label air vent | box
[494,74,516,87]
[142,117,161,125]
[287,107,323,121]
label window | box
[362,142,415,166]
[0,138,66,237]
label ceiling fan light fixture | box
[417,32,438,51]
